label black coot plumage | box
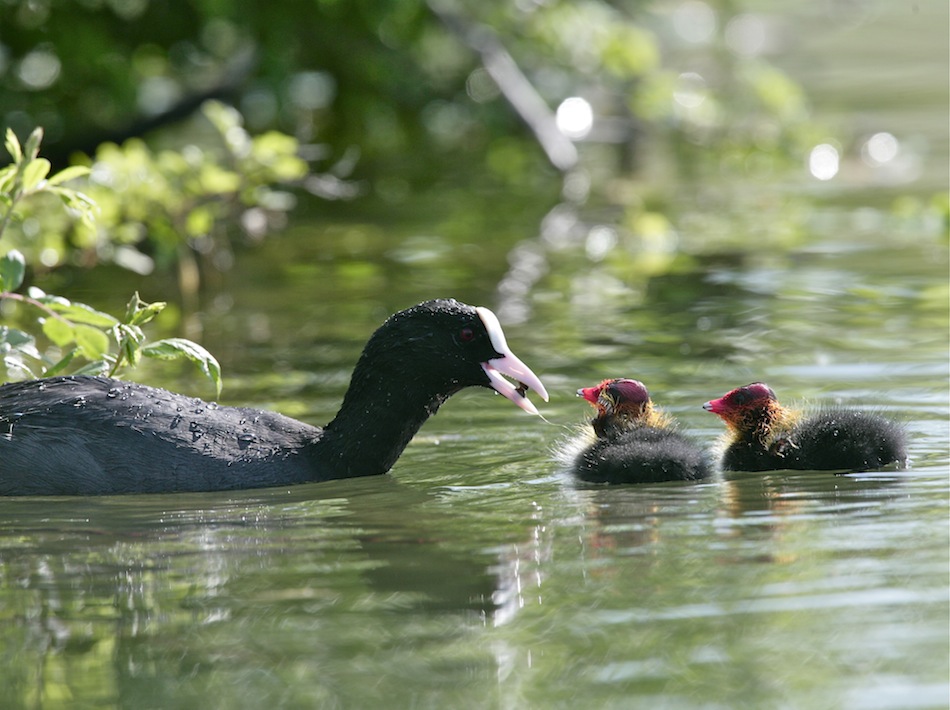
[0,299,548,495]
[569,378,709,484]
[703,382,907,472]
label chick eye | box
[459,327,475,342]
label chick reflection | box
[714,469,906,566]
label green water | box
[1,2,948,709]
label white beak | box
[476,306,549,415]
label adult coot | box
[569,378,709,484]
[0,299,548,495]
[703,382,906,472]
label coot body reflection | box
[570,378,709,484]
[703,382,906,472]
[0,299,548,495]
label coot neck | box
[315,356,456,479]
[591,401,669,439]
[735,402,789,449]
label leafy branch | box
[0,128,222,394]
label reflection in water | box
[0,480,509,707]
[486,465,946,707]
[1,441,945,707]
[491,500,549,628]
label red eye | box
[459,327,475,342]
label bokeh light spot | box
[556,97,593,140]
[673,72,707,108]
[809,143,839,181]
[862,132,899,166]
[287,71,336,111]
[725,14,768,57]
[673,1,717,44]
[17,48,61,90]
[585,225,617,261]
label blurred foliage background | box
[0,0,838,282]
[0,0,946,381]
[1,0,819,187]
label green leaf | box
[4,128,22,163]
[45,300,119,327]
[44,348,78,377]
[0,249,26,292]
[33,292,68,307]
[0,325,35,349]
[41,317,75,347]
[123,292,166,326]
[3,356,36,380]
[24,127,44,161]
[49,188,100,229]
[202,100,243,136]
[129,302,166,326]
[74,323,110,360]
[0,327,41,374]
[113,322,145,346]
[72,359,111,376]
[48,186,97,209]
[0,164,16,192]
[112,323,145,368]
[122,337,141,368]
[22,158,51,191]
[46,165,91,186]
[143,337,222,396]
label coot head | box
[576,378,669,439]
[703,382,776,415]
[578,378,651,419]
[341,299,548,417]
[703,382,782,438]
